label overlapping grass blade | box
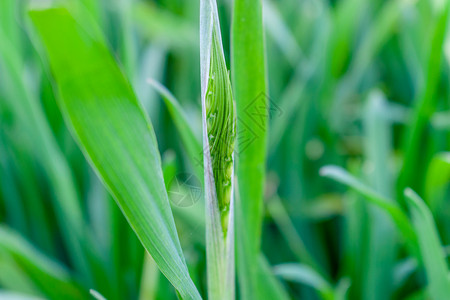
[320,166,417,248]
[147,79,202,177]
[133,2,197,50]
[256,256,290,300]
[29,7,200,299]
[329,0,413,125]
[404,188,450,300]
[0,0,91,282]
[267,196,322,273]
[274,263,334,300]
[398,2,449,197]
[0,143,27,234]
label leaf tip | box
[319,165,335,177]
[404,187,419,203]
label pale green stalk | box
[200,0,236,299]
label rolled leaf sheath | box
[206,26,236,235]
[200,1,236,299]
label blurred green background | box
[0,0,449,299]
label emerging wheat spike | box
[205,24,236,235]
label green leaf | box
[0,291,45,300]
[138,254,160,300]
[133,2,197,50]
[29,7,201,299]
[147,79,202,177]
[256,256,290,300]
[424,152,450,214]
[362,90,396,300]
[404,188,450,300]
[397,2,450,197]
[267,196,323,273]
[329,0,411,125]
[320,166,417,249]
[90,289,107,300]
[0,0,91,281]
[274,263,334,300]
[231,0,276,298]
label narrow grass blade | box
[274,263,334,300]
[133,2,197,50]
[404,188,450,300]
[257,256,290,300]
[138,254,160,300]
[320,166,417,249]
[424,152,450,213]
[90,289,107,300]
[0,142,27,234]
[263,0,302,66]
[393,258,418,290]
[147,79,202,177]
[0,1,91,281]
[0,227,88,300]
[0,292,44,300]
[267,196,323,273]
[329,0,412,125]
[362,91,396,300]
[397,2,450,197]
[328,0,367,78]
[29,7,200,299]
[231,0,272,298]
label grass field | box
[0,0,449,299]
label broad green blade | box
[29,7,200,299]
[231,0,275,298]
[0,227,87,300]
[404,189,450,300]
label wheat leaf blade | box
[404,188,450,300]
[29,7,201,299]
